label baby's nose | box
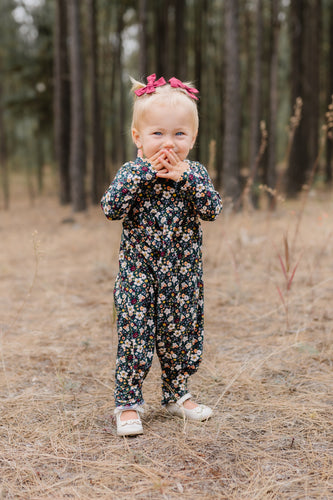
[162,137,175,149]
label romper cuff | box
[114,403,145,413]
[134,156,157,181]
[177,168,191,187]
[177,169,202,192]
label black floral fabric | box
[101,157,222,408]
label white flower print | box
[102,159,222,407]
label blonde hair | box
[130,76,199,134]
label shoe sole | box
[117,428,144,437]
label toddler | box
[101,74,222,436]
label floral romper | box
[101,157,222,408]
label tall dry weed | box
[275,233,302,331]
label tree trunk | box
[154,0,169,77]
[193,0,208,162]
[109,2,118,170]
[287,0,303,196]
[215,2,225,190]
[115,4,126,165]
[287,0,320,197]
[249,0,263,183]
[305,0,320,183]
[326,2,333,184]
[0,79,9,210]
[54,0,71,204]
[223,0,241,205]
[36,124,44,194]
[174,0,187,80]
[67,0,86,211]
[248,0,263,207]
[109,3,126,168]
[139,0,148,77]
[266,0,281,208]
[88,0,105,203]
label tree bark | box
[54,0,71,204]
[223,0,241,204]
[67,0,86,211]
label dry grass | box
[0,176,332,499]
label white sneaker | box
[114,407,144,436]
[165,393,213,421]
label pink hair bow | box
[168,77,199,100]
[134,74,167,97]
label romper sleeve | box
[177,161,223,221]
[101,158,156,220]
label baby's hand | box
[153,149,189,182]
[148,150,170,175]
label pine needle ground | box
[0,178,332,499]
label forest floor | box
[0,174,332,499]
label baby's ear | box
[132,128,142,148]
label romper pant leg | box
[113,251,156,408]
[114,241,204,407]
[155,253,204,405]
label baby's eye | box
[153,131,162,136]
[176,132,184,136]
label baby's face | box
[132,102,197,161]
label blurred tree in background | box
[0,0,332,211]
[0,0,53,206]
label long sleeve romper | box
[101,157,222,408]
